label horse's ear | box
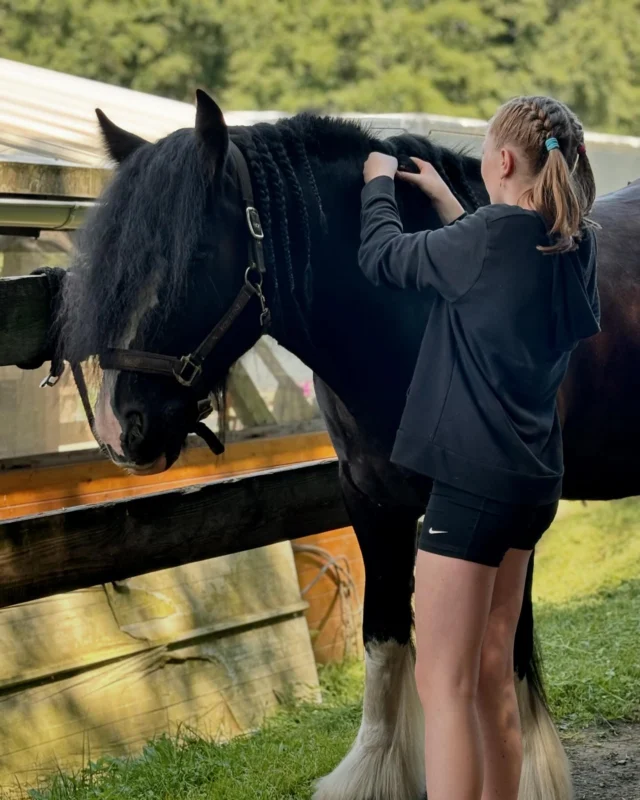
[195,89,229,171]
[95,109,147,163]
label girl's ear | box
[500,147,516,179]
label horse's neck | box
[271,160,431,422]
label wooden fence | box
[0,273,348,610]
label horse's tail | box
[514,554,573,800]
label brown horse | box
[562,178,640,501]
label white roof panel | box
[0,58,283,167]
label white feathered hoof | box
[313,641,425,800]
[517,676,573,800]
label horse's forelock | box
[61,129,210,362]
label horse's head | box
[61,92,266,473]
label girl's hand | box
[363,152,399,184]
[397,157,464,223]
[397,157,451,203]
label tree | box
[530,0,640,134]
[1,0,639,133]
[0,0,227,100]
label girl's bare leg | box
[414,550,497,800]
[478,548,533,800]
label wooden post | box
[0,239,70,457]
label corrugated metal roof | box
[0,58,284,168]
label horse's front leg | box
[314,465,425,800]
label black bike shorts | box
[419,481,559,568]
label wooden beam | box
[0,274,51,367]
[0,459,346,609]
[0,161,109,199]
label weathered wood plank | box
[0,541,307,690]
[0,160,109,199]
[0,459,346,608]
[0,614,319,788]
[0,275,51,367]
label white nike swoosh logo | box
[428,527,447,535]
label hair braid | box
[459,172,483,211]
[433,160,467,210]
[270,133,313,305]
[282,128,327,231]
[253,135,295,295]
[253,133,315,341]
[440,152,483,211]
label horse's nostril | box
[126,412,145,448]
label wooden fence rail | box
[0,459,346,609]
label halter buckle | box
[174,355,202,388]
[246,207,264,240]
[196,396,214,421]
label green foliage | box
[0,0,227,100]
[1,0,639,132]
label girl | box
[359,96,600,800]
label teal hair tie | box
[545,137,560,152]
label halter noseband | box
[65,139,270,458]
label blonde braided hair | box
[489,95,597,253]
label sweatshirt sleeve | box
[359,175,488,302]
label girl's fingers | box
[410,156,429,171]
[396,170,421,184]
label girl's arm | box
[359,174,488,301]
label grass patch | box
[533,497,640,727]
[534,498,640,604]
[538,580,640,728]
[10,499,640,799]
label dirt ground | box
[566,723,639,800]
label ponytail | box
[531,147,583,253]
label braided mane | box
[62,114,485,361]
[235,116,484,335]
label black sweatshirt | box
[359,176,600,504]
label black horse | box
[59,91,640,800]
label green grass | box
[534,498,640,604]
[14,499,640,799]
[532,498,640,729]
[537,580,640,728]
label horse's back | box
[561,179,640,500]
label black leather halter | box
[64,140,271,458]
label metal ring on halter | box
[244,264,263,289]
[245,265,271,328]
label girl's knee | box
[478,633,514,694]
[415,656,479,705]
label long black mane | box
[60,114,485,362]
